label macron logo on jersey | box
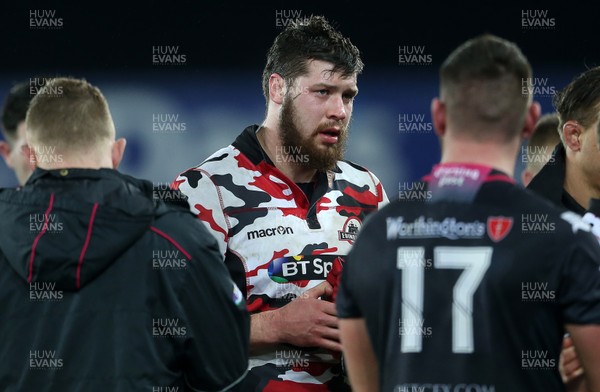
[247,225,294,240]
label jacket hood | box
[0,168,156,291]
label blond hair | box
[26,77,115,154]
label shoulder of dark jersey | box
[374,180,596,241]
[354,196,399,233]
[476,181,599,246]
[492,181,568,215]
[151,200,221,256]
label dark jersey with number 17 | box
[337,163,600,392]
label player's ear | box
[111,138,127,169]
[22,144,36,168]
[562,121,582,152]
[522,101,541,140]
[431,98,446,137]
[0,140,13,167]
[521,169,533,187]
[269,73,285,105]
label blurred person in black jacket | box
[0,80,40,185]
[528,67,600,215]
[520,112,561,186]
[0,77,249,392]
[527,66,600,391]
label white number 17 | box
[397,246,492,353]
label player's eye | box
[343,94,356,103]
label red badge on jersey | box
[487,216,513,242]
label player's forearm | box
[249,311,282,354]
[566,324,600,392]
[339,319,379,392]
[566,379,588,392]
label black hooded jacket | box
[527,143,586,214]
[0,168,249,392]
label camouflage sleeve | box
[367,170,389,209]
[171,168,230,260]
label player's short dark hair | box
[1,81,39,144]
[529,113,560,149]
[553,66,600,144]
[261,15,363,103]
[526,113,561,171]
[440,34,532,142]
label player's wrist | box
[251,310,283,346]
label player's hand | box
[560,335,585,391]
[274,281,341,351]
[325,257,345,301]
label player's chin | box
[314,139,339,150]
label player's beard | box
[279,94,348,171]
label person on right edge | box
[528,67,600,214]
[528,66,600,390]
[337,34,600,392]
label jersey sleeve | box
[559,232,600,324]
[172,168,230,260]
[367,170,389,209]
[180,228,250,391]
[336,250,361,318]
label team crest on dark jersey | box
[339,217,362,244]
[487,216,513,242]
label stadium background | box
[1,2,598,196]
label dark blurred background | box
[1,1,598,197]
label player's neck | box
[35,154,114,171]
[440,139,516,178]
[256,126,317,183]
[564,159,595,210]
